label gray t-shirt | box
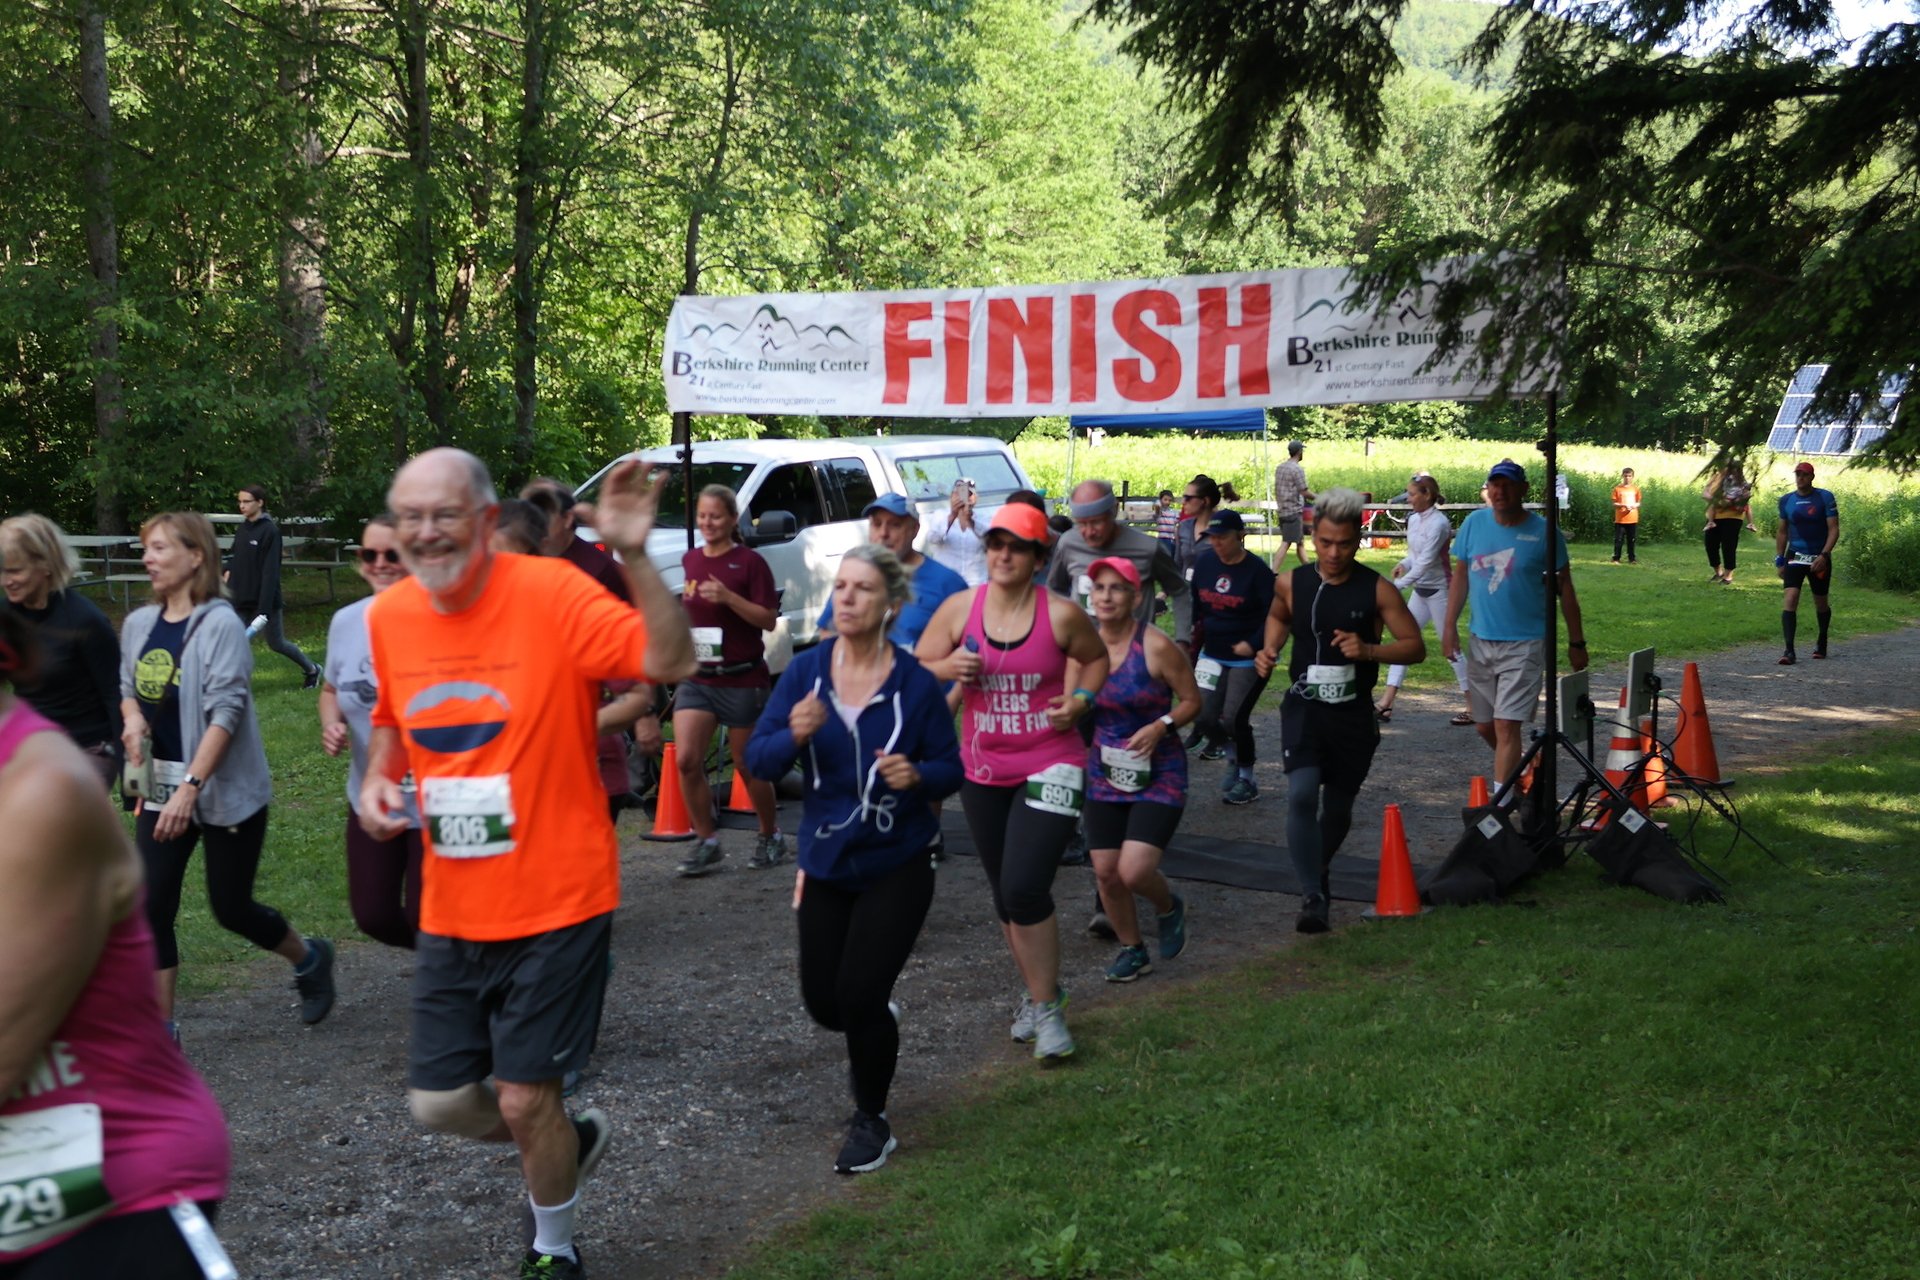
[1046,523,1186,624]
[325,596,419,825]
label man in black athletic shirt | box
[1255,488,1426,934]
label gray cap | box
[1287,440,1304,455]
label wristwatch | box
[1159,713,1177,729]
[183,773,206,789]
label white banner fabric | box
[662,259,1551,417]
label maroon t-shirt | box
[564,536,633,603]
[680,543,777,688]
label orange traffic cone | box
[723,768,757,815]
[1364,803,1427,919]
[1637,717,1669,810]
[1672,662,1727,786]
[643,742,697,842]
[1468,775,1490,808]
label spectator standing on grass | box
[120,511,336,1040]
[1152,489,1180,558]
[747,544,962,1175]
[0,512,123,787]
[1703,464,1759,584]
[1442,461,1590,790]
[1256,488,1425,933]
[924,477,987,586]
[361,448,694,1279]
[1774,461,1840,665]
[1610,467,1642,564]
[1272,441,1315,565]
[319,514,423,949]
[225,485,320,688]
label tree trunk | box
[78,1,125,534]
[510,0,547,472]
[279,0,329,495]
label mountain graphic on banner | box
[685,303,863,357]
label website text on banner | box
[663,259,1553,417]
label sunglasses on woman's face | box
[358,547,402,565]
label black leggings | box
[797,855,936,1116]
[139,804,290,969]
[961,780,1077,926]
[1200,664,1270,765]
[345,811,423,949]
[1705,518,1743,571]
[0,1202,222,1279]
[1285,765,1359,900]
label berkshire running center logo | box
[405,681,511,754]
[676,302,866,360]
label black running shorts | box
[408,911,612,1089]
[1279,695,1381,795]
[1083,798,1184,853]
[1780,563,1831,597]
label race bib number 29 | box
[0,1103,112,1255]
[421,774,516,858]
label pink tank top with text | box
[959,588,1084,785]
[0,701,230,1260]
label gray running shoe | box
[1009,992,1038,1043]
[676,837,725,877]
[1223,777,1259,806]
[748,831,789,869]
[1105,944,1152,983]
[1157,893,1188,961]
[1032,993,1075,1061]
[293,937,336,1025]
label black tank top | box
[1288,563,1383,697]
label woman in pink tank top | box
[0,615,231,1278]
[918,502,1108,1062]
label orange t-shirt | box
[1612,484,1641,525]
[369,554,650,940]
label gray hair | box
[840,543,913,612]
[1315,487,1366,531]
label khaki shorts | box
[1466,638,1545,724]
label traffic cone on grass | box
[723,768,757,815]
[1672,662,1727,786]
[1364,803,1427,919]
[643,742,697,842]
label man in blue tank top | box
[1773,461,1839,664]
[1255,489,1425,933]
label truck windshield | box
[576,460,756,525]
[894,452,1022,501]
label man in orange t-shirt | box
[1610,467,1642,564]
[360,447,694,1279]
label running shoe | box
[1032,993,1075,1061]
[1059,828,1090,867]
[928,832,946,864]
[293,937,336,1025]
[1223,777,1259,806]
[1158,893,1188,961]
[573,1108,612,1183]
[1199,742,1228,762]
[747,831,789,869]
[1009,992,1038,1043]
[519,1248,585,1278]
[676,837,725,877]
[1812,647,1828,659]
[302,668,321,690]
[1296,893,1331,934]
[834,1111,897,1175]
[1088,889,1116,941]
[1105,944,1152,983]
[1778,651,1797,666]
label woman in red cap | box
[919,503,1108,1061]
[1082,556,1202,983]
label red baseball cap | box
[1794,461,1815,475]
[987,502,1052,547]
[1088,556,1140,589]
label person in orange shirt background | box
[1610,466,1642,565]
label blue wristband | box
[1774,555,1787,567]
[1071,687,1096,704]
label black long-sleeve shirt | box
[6,590,122,746]
[225,513,284,611]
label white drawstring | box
[813,687,906,840]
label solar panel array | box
[1769,364,1906,455]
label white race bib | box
[1026,763,1085,818]
[1306,662,1357,704]
[1790,552,1819,567]
[149,758,188,807]
[1074,574,1095,613]
[421,774,517,858]
[692,626,724,664]
[1099,745,1152,794]
[0,1103,111,1254]
[1195,657,1223,691]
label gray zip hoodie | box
[119,599,273,826]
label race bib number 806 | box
[421,774,517,858]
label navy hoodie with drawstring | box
[747,638,962,890]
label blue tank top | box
[1087,623,1188,805]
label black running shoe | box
[835,1111,897,1175]
[1778,651,1797,666]
[294,937,336,1024]
[302,667,321,690]
[520,1247,585,1278]
[572,1109,611,1183]
[1296,895,1331,934]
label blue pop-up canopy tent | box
[1064,409,1270,495]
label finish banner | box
[662,258,1553,417]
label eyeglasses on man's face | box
[394,507,476,531]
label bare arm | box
[1557,568,1588,673]
[358,724,410,840]
[593,461,696,684]
[597,686,654,734]
[1254,574,1295,678]
[915,588,981,685]
[1333,577,1425,666]
[319,684,348,756]
[1441,557,1470,661]
[1046,596,1110,730]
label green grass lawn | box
[724,726,1920,1279]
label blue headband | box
[1068,493,1117,519]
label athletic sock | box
[530,1193,579,1261]
[1781,610,1797,652]
[1817,611,1831,649]
[1237,765,1255,782]
[292,938,320,974]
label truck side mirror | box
[745,510,797,546]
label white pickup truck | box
[575,435,1032,659]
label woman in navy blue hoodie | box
[747,543,962,1176]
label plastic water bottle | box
[247,614,269,637]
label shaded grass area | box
[727,728,1920,1279]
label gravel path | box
[195,622,1918,1279]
